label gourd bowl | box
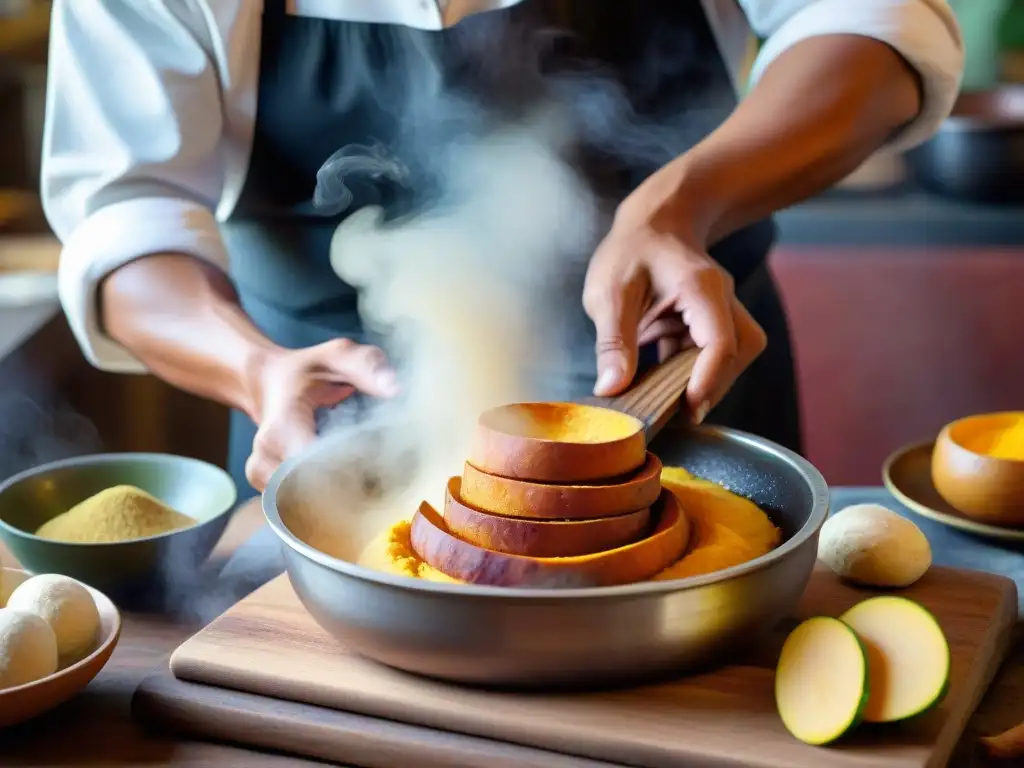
[0,453,238,597]
[263,422,830,687]
[932,412,1024,526]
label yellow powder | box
[358,465,780,584]
[976,418,1024,461]
[35,485,196,543]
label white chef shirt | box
[41,0,964,373]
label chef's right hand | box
[245,339,400,492]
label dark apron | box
[222,0,802,500]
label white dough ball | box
[818,504,932,588]
[0,608,58,689]
[6,575,100,663]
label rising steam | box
[273,11,730,559]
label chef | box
[41,1,963,498]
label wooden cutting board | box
[161,564,1016,768]
[133,668,624,768]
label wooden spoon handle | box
[589,347,699,443]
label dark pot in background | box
[905,86,1024,204]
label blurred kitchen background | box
[1,0,1022,486]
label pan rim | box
[262,424,829,601]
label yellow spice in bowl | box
[35,485,196,544]
[359,466,780,583]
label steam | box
[0,362,103,480]
[272,11,733,559]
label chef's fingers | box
[246,399,321,490]
[638,315,687,346]
[583,266,647,398]
[657,335,684,363]
[298,339,400,398]
[587,292,644,397]
[671,265,739,417]
[700,297,767,413]
[244,451,276,493]
[245,424,286,492]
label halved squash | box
[839,596,950,723]
[775,616,869,745]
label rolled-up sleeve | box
[42,0,229,373]
[740,0,964,150]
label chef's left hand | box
[582,176,767,423]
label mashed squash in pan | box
[358,466,780,583]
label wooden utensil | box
[589,347,699,442]
[155,563,1016,768]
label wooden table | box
[0,499,322,767]
[2,499,1024,768]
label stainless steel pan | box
[262,354,829,687]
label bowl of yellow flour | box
[0,453,237,596]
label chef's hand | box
[583,187,766,424]
[245,339,400,491]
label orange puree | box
[358,466,780,584]
[966,417,1024,461]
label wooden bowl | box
[411,489,689,588]
[932,413,1024,525]
[0,568,122,727]
[443,477,651,557]
[469,403,646,484]
[460,452,662,521]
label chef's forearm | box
[666,34,922,246]
[100,254,280,421]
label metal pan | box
[905,86,1024,204]
[262,421,828,688]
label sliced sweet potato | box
[469,403,645,483]
[443,477,650,557]
[411,490,689,588]
[459,453,662,521]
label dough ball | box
[6,575,100,663]
[0,569,11,609]
[818,504,932,588]
[0,608,58,689]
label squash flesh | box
[840,596,950,723]
[775,616,868,745]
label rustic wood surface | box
[3,497,1024,767]
[168,562,1014,768]
[0,499,325,767]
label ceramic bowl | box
[932,412,1024,525]
[0,453,237,596]
[0,568,121,727]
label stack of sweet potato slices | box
[410,403,691,587]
